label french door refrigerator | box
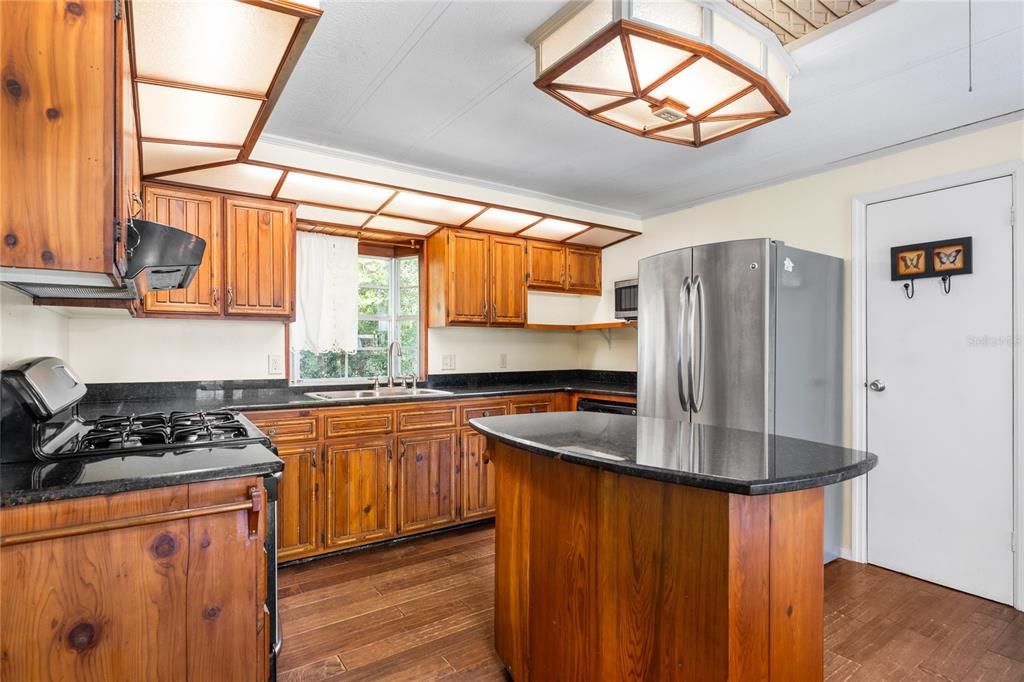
[637,238,844,561]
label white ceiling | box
[265,0,1024,218]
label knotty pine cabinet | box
[245,392,627,563]
[142,185,295,320]
[323,437,396,549]
[526,241,602,295]
[2,0,140,283]
[0,478,269,681]
[426,228,527,327]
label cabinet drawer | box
[460,400,509,426]
[509,395,554,415]
[246,410,320,443]
[396,404,458,432]
[323,407,395,439]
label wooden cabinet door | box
[277,444,320,561]
[142,185,222,314]
[224,197,294,318]
[116,13,141,278]
[489,235,527,326]
[1,0,116,274]
[447,230,490,324]
[566,247,602,295]
[397,431,458,533]
[510,395,555,414]
[527,241,566,290]
[460,430,496,520]
[323,438,396,549]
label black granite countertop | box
[1,443,283,507]
[76,371,637,418]
[469,412,877,495]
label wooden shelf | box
[524,321,636,331]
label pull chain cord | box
[968,0,973,93]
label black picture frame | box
[890,236,973,281]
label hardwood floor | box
[278,524,1023,681]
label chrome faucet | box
[386,341,401,387]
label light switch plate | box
[441,354,456,370]
[268,354,284,375]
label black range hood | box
[1,219,206,300]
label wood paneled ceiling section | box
[127,0,638,249]
[730,0,876,45]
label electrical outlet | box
[499,353,507,369]
[441,354,456,371]
[268,354,284,376]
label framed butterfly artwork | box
[890,236,973,281]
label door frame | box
[850,160,1024,609]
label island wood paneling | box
[492,441,824,682]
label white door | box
[865,176,1014,604]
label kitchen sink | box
[304,387,453,401]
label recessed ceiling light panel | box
[527,0,796,147]
[465,208,542,233]
[385,192,483,225]
[520,218,590,240]
[278,173,394,211]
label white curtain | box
[292,231,358,353]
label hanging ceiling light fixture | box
[526,0,797,147]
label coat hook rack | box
[903,280,915,300]
[891,236,971,301]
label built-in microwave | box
[614,279,638,320]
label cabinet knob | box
[267,427,277,436]
[483,411,490,417]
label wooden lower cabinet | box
[0,478,267,681]
[323,437,396,549]
[510,394,555,415]
[397,430,458,533]
[277,444,320,561]
[460,429,496,520]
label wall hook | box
[903,280,915,300]
[940,275,952,295]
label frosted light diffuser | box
[142,141,238,175]
[132,0,298,95]
[278,173,393,211]
[567,227,627,247]
[365,215,437,236]
[465,208,541,233]
[528,0,795,147]
[160,163,283,195]
[386,192,483,225]
[296,205,374,227]
[137,83,261,146]
[520,218,589,240]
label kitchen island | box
[469,412,877,682]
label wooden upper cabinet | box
[142,186,222,315]
[489,235,527,326]
[323,438,396,549]
[566,247,602,295]
[397,431,458,533]
[224,198,294,318]
[447,229,490,324]
[426,228,528,328]
[1,0,129,277]
[276,444,320,561]
[526,241,566,291]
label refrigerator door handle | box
[678,277,692,412]
[692,274,706,413]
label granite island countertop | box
[469,411,877,495]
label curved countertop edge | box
[0,458,283,508]
[468,418,878,496]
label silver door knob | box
[868,379,886,392]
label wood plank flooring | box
[278,524,1023,681]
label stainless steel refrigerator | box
[637,238,844,561]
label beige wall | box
[0,288,69,368]
[580,118,1024,380]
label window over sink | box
[290,232,421,385]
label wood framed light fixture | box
[527,0,797,147]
